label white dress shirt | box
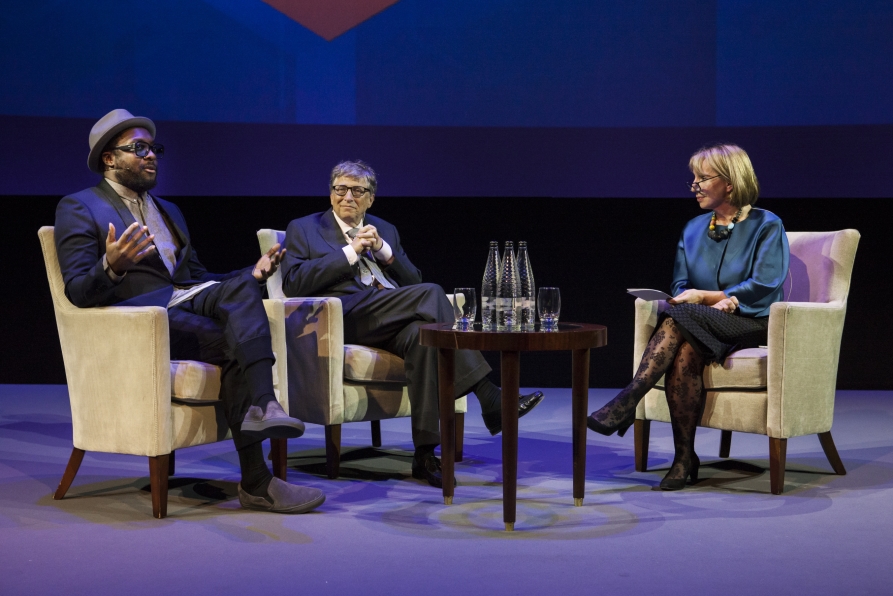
[331,212,394,265]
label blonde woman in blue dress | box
[588,144,790,490]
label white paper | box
[626,288,672,301]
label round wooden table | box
[419,322,608,531]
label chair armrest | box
[633,299,670,374]
[263,299,289,412]
[277,296,346,425]
[446,293,463,308]
[257,229,286,300]
[55,306,173,456]
[766,300,848,438]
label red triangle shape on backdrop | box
[263,0,402,41]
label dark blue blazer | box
[55,179,243,308]
[671,208,790,318]
[280,209,422,314]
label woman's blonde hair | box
[689,144,759,208]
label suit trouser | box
[342,283,491,448]
[168,272,275,450]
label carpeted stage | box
[1,385,891,595]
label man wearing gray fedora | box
[54,108,324,514]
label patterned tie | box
[139,196,179,276]
[347,227,396,289]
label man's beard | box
[115,167,157,193]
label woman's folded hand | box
[711,296,739,313]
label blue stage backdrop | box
[1,1,892,197]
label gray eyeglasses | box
[687,175,721,192]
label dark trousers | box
[168,272,274,450]
[342,283,491,448]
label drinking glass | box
[537,287,561,331]
[453,288,477,331]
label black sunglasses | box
[113,142,165,158]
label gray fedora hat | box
[87,109,156,174]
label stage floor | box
[1,385,891,595]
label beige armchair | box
[633,229,860,494]
[257,229,467,479]
[39,227,290,518]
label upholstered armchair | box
[39,227,289,518]
[257,229,467,479]
[632,229,860,494]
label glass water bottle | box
[497,241,521,330]
[517,241,535,331]
[481,241,500,329]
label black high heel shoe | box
[586,409,636,438]
[656,453,700,491]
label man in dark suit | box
[54,109,324,514]
[280,160,544,488]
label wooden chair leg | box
[325,424,342,479]
[54,447,85,500]
[371,420,382,448]
[719,430,732,458]
[634,419,650,472]
[168,450,176,476]
[455,411,465,462]
[818,431,847,475]
[769,437,787,495]
[270,438,288,480]
[148,454,170,519]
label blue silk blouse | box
[670,208,790,318]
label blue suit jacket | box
[280,209,422,314]
[55,179,244,308]
[671,208,790,318]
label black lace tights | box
[663,341,706,482]
[590,317,683,429]
[590,316,707,478]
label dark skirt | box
[660,303,769,364]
